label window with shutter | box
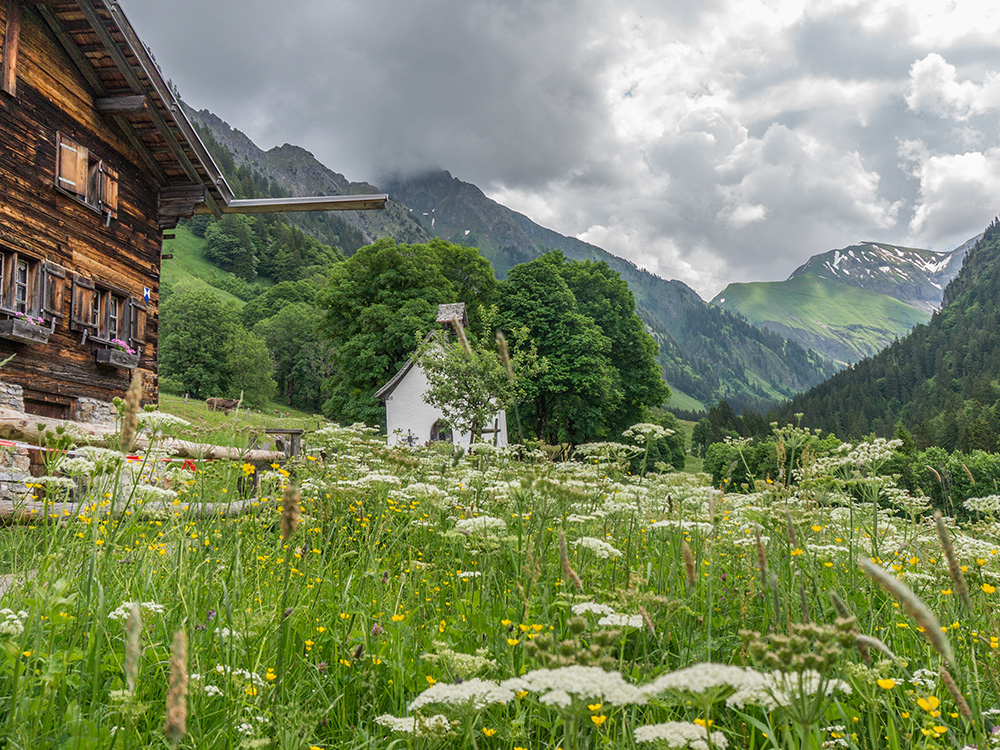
[56,134,88,199]
[0,248,42,318]
[70,275,97,335]
[127,296,146,354]
[41,262,66,322]
[101,165,119,220]
[55,133,120,221]
[1,0,21,97]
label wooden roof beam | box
[96,94,146,113]
[75,0,222,217]
[35,3,168,185]
[218,195,389,215]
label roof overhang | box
[36,1,385,226]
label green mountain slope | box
[161,226,250,307]
[383,170,838,412]
[713,274,929,365]
[187,113,838,413]
[713,239,974,365]
[784,217,1000,448]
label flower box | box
[96,348,139,369]
[0,318,50,345]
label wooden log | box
[0,407,287,462]
[0,494,276,522]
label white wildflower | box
[573,537,623,559]
[501,665,647,706]
[726,670,851,710]
[108,601,164,621]
[454,516,506,533]
[374,713,452,735]
[635,721,728,749]
[964,496,1000,514]
[408,678,514,711]
[642,663,754,698]
[572,602,617,616]
[75,446,126,473]
[623,423,672,444]
[26,475,75,490]
[0,609,28,637]
[138,411,191,432]
[56,457,96,475]
[131,484,178,504]
[204,684,223,696]
[598,613,644,629]
[651,520,714,534]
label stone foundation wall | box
[75,397,118,427]
[0,381,24,412]
[0,380,118,500]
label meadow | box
[1,416,999,749]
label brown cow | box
[205,397,240,414]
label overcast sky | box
[120,0,1000,298]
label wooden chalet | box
[0,0,385,421]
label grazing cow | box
[205,397,240,414]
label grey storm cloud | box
[121,0,1000,298]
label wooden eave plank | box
[98,0,232,212]
[222,195,389,214]
[35,3,168,184]
[75,0,210,199]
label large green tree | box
[159,289,276,407]
[558,257,669,434]
[254,303,331,411]
[318,238,496,425]
[495,252,667,444]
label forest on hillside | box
[782,218,1000,451]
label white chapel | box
[375,304,509,449]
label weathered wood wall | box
[0,2,160,406]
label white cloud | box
[906,54,1000,120]
[906,146,1000,248]
[121,0,1000,298]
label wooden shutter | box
[0,251,14,311]
[41,262,66,321]
[127,296,146,353]
[56,134,88,198]
[100,164,118,220]
[69,275,96,333]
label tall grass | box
[0,424,998,748]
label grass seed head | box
[280,484,301,541]
[935,510,972,611]
[682,541,696,589]
[558,531,584,591]
[120,372,142,454]
[939,665,973,720]
[163,628,187,747]
[858,556,955,664]
[125,601,141,694]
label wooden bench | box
[264,428,304,457]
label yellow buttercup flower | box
[983,583,996,594]
[917,696,940,713]
[876,678,896,689]
[483,728,497,737]
[591,715,607,726]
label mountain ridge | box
[711,238,976,365]
[187,110,839,412]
